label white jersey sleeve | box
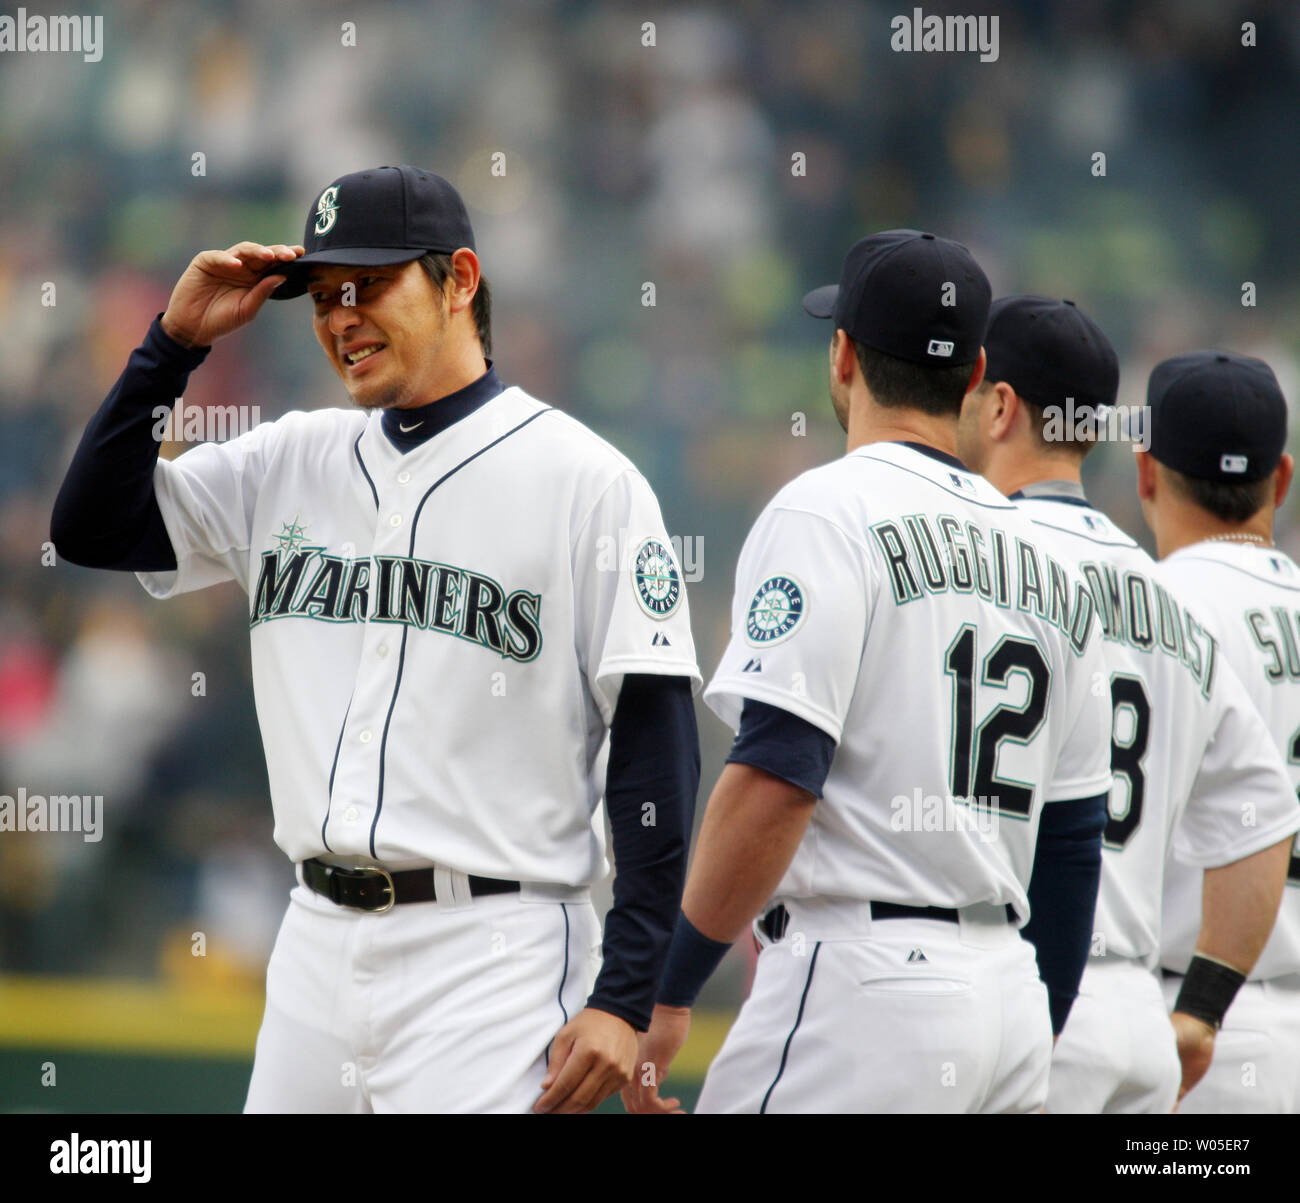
[138,413,302,599]
[571,467,702,722]
[1173,655,1300,868]
[705,501,873,740]
[1045,622,1112,803]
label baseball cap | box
[269,165,476,300]
[983,295,1119,411]
[1146,351,1288,483]
[802,229,991,366]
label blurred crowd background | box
[2,0,1299,1051]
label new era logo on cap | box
[927,339,955,358]
[1220,454,1249,474]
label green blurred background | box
[2,0,1299,1111]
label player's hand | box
[620,1003,691,1114]
[1170,1010,1216,1107]
[160,242,305,348]
[534,1007,638,1115]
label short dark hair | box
[418,253,492,357]
[1164,464,1272,524]
[853,340,976,418]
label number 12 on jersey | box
[944,625,1050,819]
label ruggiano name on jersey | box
[869,512,1095,653]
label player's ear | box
[446,248,481,315]
[831,329,856,384]
[1274,453,1293,509]
[965,347,987,396]
[1134,449,1157,501]
[988,381,1017,441]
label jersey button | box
[397,471,411,484]
[376,644,389,658]
[389,514,402,527]
[359,729,373,744]
[344,806,359,823]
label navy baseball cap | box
[802,229,992,366]
[983,295,1119,411]
[1147,351,1288,483]
[270,165,476,300]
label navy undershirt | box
[379,362,503,451]
[51,315,207,571]
[50,318,699,1033]
[728,698,836,797]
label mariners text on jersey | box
[869,512,1096,656]
[250,547,543,661]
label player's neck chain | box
[1204,533,1272,547]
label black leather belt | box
[759,901,1015,942]
[302,858,520,912]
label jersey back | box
[704,442,1112,920]
[1017,497,1295,966]
[1159,542,1300,979]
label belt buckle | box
[353,865,396,913]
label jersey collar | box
[380,362,505,452]
[891,440,969,472]
[1007,479,1092,507]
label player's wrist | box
[1173,954,1246,1030]
[158,311,197,348]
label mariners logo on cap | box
[634,538,681,619]
[314,185,341,236]
[746,575,805,644]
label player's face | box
[309,262,448,410]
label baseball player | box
[955,297,1299,1113]
[1140,351,1300,1112]
[50,165,703,1113]
[624,231,1114,1114]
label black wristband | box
[656,913,731,1008]
[1173,954,1246,1030]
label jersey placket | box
[322,435,423,858]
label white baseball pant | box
[696,897,1052,1113]
[1046,957,1179,1113]
[245,879,601,1113]
[1162,972,1300,1114]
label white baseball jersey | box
[137,386,701,882]
[1158,542,1300,979]
[1015,496,1297,967]
[703,441,1112,920]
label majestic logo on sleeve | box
[250,543,543,662]
[314,186,341,236]
[745,575,805,644]
[633,538,681,619]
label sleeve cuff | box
[584,997,650,1034]
[145,314,213,370]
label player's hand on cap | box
[1169,1010,1216,1108]
[160,242,305,349]
[620,1003,690,1115]
[534,1006,638,1115]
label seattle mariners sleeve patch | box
[633,537,682,619]
[745,575,805,644]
